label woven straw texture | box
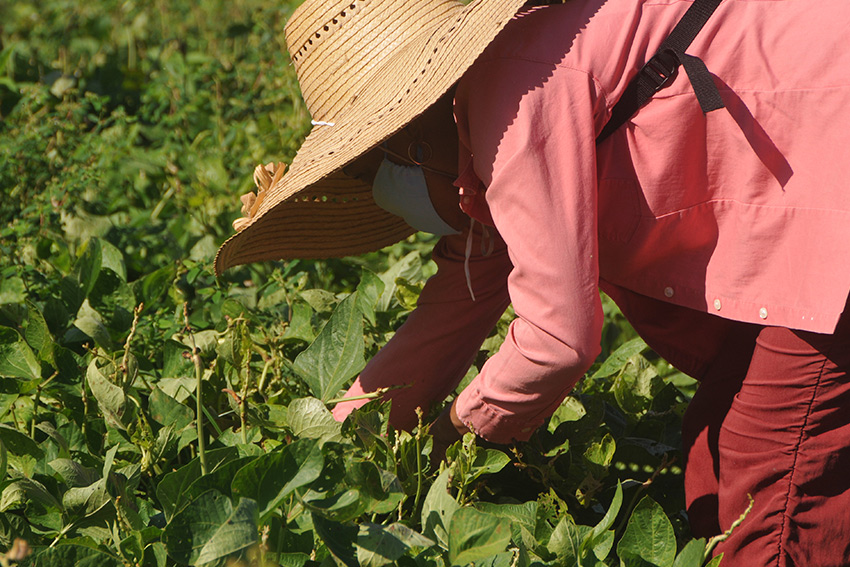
[215,0,527,275]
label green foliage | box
[617,496,676,567]
[448,508,511,566]
[293,293,367,402]
[163,490,258,565]
[0,0,726,565]
[0,328,40,380]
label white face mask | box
[371,157,460,236]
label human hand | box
[429,398,470,468]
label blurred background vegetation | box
[1,0,311,280]
[0,0,435,345]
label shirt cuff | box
[455,384,550,444]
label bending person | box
[216,0,850,564]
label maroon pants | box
[682,309,850,566]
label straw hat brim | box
[214,0,528,275]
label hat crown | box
[285,0,460,123]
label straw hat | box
[214,0,528,275]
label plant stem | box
[326,386,394,406]
[705,494,754,560]
[30,372,58,438]
[194,351,207,475]
[30,387,41,439]
[240,386,249,445]
[614,454,675,537]
[184,303,208,475]
[49,523,74,548]
[81,382,88,440]
[186,388,224,437]
[121,303,143,390]
[259,525,269,566]
[240,324,250,445]
[9,403,21,433]
[413,408,424,515]
[257,358,271,396]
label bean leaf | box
[356,523,434,567]
[356,269,385,326]
[293,293,366,401]
[148,388,194,430]
[672,538,707,567]
[617,496,676,567]
[583,481,623,559]
[377,251,422,312]
[28,538,121,567]
[49,458,99,488]
[421,468,460,548]
[282,300,315,343]
[163,490,258,565]
[0,276,26,305]
[0,423,45,461]
[448,507,512,566]
[476,501,539,551]
[548,515,582,566]
[591,337,648,380]
[156,447,239,521]
[286,397,343,443]
[613,354,665,416]
[72,238,103,300]
[85,361,125,431]
[0,327,41,380]
[231,438,324,522]
[312,513,359,567]
[25,300,52,361]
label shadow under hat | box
[215,0,528,275]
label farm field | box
[1,1,722,565]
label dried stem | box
[184,303,208,475]
[326,385,398,406]
[704,494,754,560]
[81,380,89,439]
[120,303,143,389]
[235,320,250,445]
[30,391,40,440]
[413,407,425,515]
[240,369,249,445]
[9,404,21,434]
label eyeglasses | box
[380,141,456,179]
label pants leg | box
[712,316,850,566]
[682,323,761,537]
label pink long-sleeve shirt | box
[334,0,850,443]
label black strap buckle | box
[642,49,680,92]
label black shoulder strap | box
[596,0,725,145]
